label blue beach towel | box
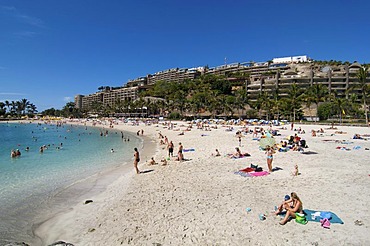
[303,209,344,224]
[183,148,195,152]
[277,209,344,224]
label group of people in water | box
[10,149,21,158]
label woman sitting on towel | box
[275,192,303,225]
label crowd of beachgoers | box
[5,118,369,245]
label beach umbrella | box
[259,137,276,149]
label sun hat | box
[284,195,290,201]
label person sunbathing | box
[275,192,303,225]
[230,147,250,158]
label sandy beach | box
[34,120,370,245]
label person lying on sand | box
[275,192,303,225]
[230,147,250,158]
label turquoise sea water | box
[0,122,141,245]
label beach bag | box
[255,167,263,172]
[250,164,258,169]
[295,213,308,225]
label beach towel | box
[228,154,250,159]
[239,167,255,173]
[183,148,195,152]
[234,171,252,177]
[249,171,269,177]
[303,209,344,224]
[336,146,350,151]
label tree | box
[286,83,304,121]
[330,91,349,124]
[61,102,79,117]
[357,66,369,125]
[4,100,10,114]
[0,102,5,116]
[26,103,38,115]
[19,98,30,115]
[235,88,248,117]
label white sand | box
[35,121,370,245]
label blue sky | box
[1,0,369,111]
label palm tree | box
[0,102,5,116]
[253,92,266,119]
[171,90,187,116]
[302,84,329,121]
[357,66,369,125]
[19,98,30,115]
[114,98,125,113]
[308,84,328,121]
[286,83,304,122]
[271,88,284,120]
[4,100,10,114]
[91,101,103,115]
[330,92,349,125]
[208,93,224,118]
[26,103,38,115]
[235,88,248,117]
[122,99,132,116]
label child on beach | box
[148,157,157,165]
[160,156,168,165]
[292,164,299,176]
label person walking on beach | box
[168,141,174,158]
[265,145,275,172]
[133,147,140,174]
[177,142,184,161]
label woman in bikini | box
[265,145,275,172]
[133,147,140,174]
[275,192,303,225]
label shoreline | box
[30,120,157,245]
[26,120,370,245]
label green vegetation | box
[0,99,37,118]
[41,102,84,118]
[38,64,369,123]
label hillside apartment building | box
[75,55,369,111]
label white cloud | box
[0,92,26,96]
[63,97,72,102]
[1,5,45,28]
[14,31,37,37]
